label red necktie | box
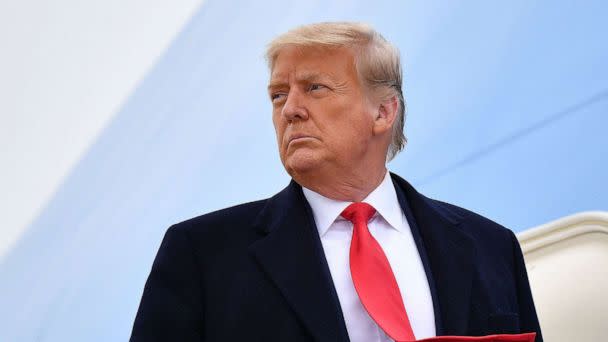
[342,202,416,341]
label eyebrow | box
[267,71,335,91]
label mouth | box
[287,134,317,146]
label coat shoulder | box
[431,198,514,239]
[425,197,518,265]
[391,172,514,240]
[169,199,268,240]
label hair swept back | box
[265,22,407,161]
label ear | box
[372,95,398,136]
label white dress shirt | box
[302,171,436,341]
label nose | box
[281,89,309,122]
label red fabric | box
[343,202,416,341]
[418,333,536,341]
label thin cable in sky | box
[417,89,608,186]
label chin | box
[283,150,323,177]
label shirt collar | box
[302,170,405,237]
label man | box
[130,22,543,341]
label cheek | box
[272,117,286,148]
[271,114,281,135]
[330,111,372,147]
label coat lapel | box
[249,181,349,342]
[391,173,476,336]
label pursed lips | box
[287,134,317,145]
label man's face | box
[269,46,377,178]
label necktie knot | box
[341,202,376,225]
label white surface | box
[0,0,204,258]
[303,171,436,341]
[518,211,608,342]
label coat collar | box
[249,180,349,342]
[390,172,476,336]
[249,174,476,340]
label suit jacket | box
[130,173,543,341]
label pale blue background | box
[1,1,607,340]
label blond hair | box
[265,22,406,161]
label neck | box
[297,164,387,202]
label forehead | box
[269,46,357,82]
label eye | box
[308,84,326,92]
[270,92,287,103]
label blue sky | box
[1,1,607,340]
